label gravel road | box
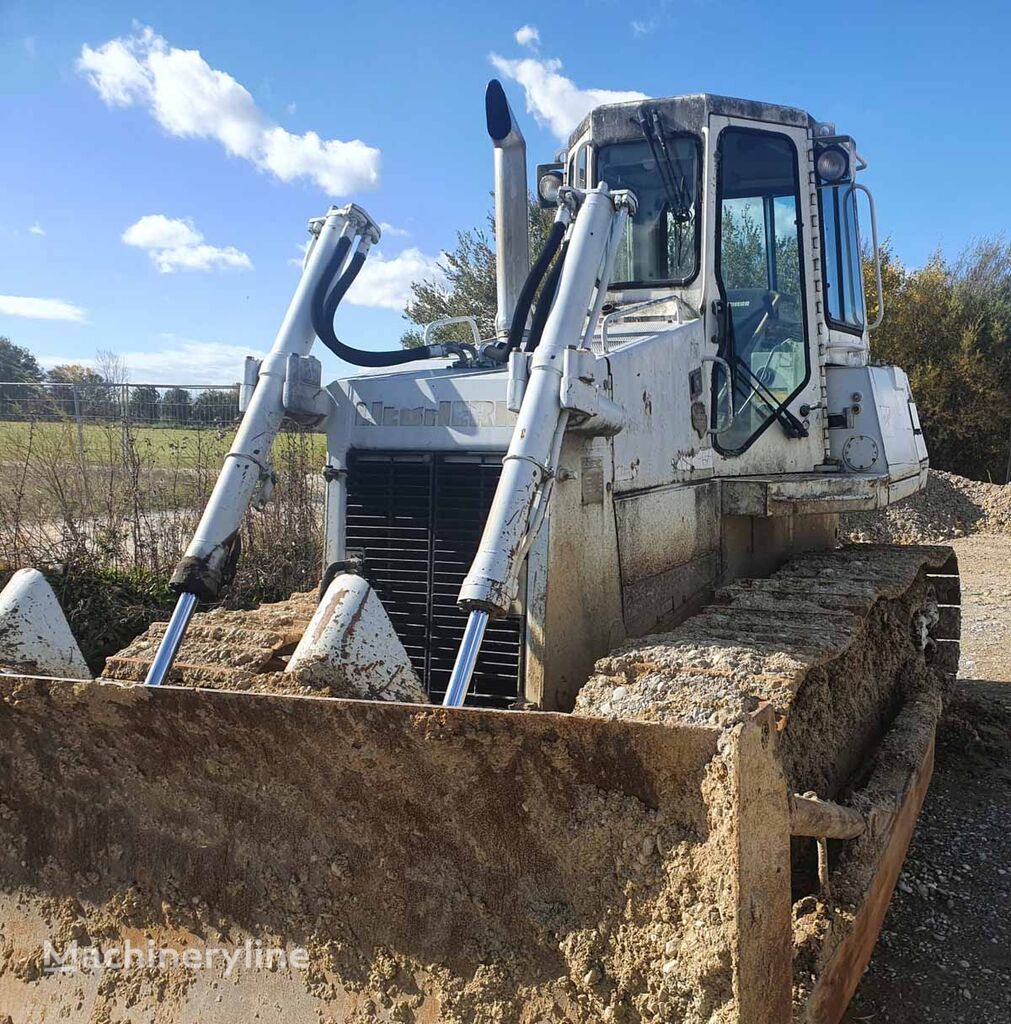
[845,534,1011,1023]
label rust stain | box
[339,589,370,663]
[313,587,351,645]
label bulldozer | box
[0,80,960,1024]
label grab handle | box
[703,355,735,434]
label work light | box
[816,144,850,184]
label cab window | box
[819,185,865,331]
[595,134,701,287]
[575,143,589,188]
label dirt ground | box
[845,534,1011,1023]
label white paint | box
[0,569,91,679]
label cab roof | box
[567,93,815,151]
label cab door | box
[705,115,825,477]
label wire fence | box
[0,381,241,426]
[0,381,325,613]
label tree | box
[865,238,1011,482]
[96,349,129,385]
[0,336,43,386]
[46,364,116,419]
[161,387,193,424]
[192,388,239,424]
[400,196,555,347]
[127,384,160,424]
[720,204,767,290]
[0,336,45,417]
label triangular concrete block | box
[0,568,92,679]
[285,573,425,702]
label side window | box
[575,143,588,188]
[819,185,865,331]
[714,128,809,454]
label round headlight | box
[538,170,563,205]
[816,145,849,184]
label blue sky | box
[1,0,1008,384]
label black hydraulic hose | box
[506,220,567,354]
[524,240,568,352]
[311,235,352,324]
[311,237,439,368]
[322,249,366,325]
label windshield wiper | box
[637,108,693,220]
[731,356,809,439]
[637,106,694,268]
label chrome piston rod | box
[142,204,379,688]
[441,610,489,707]
[444,186,634,709]
[143,591,197,686]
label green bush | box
[866,239,1011,482]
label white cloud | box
[258,126,378,194]
[489,52,647,142]
[28,221,45,236]
[23,36,37,58]
[0,295,87,323]
[122,214,202,249]
[379,222,410,238]
[78,27,380,195]
[39,338,268,386]
[122,214,252,273]
[631,19,657,37]
[149,244,252,273]
[514,25,540,49]
[344,248,446,311]
[289,239,312,268]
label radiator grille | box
[345,451,524,707]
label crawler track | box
[104,590,320,691]
[576,543,960,797]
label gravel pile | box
[842,471,1011,543]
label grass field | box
[0,419,328,468]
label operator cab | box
[539,93,880,460]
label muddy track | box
[576,544,958,748]
[845,534,1011,1023]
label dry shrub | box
[0,413,325,667]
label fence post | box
[72,384,90,500]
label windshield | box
[595,135,701,287]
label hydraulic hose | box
[311,237,439,368]
[524,240,568,352]
[506,220,567,354]
[312,235,352,321]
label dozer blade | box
[0,674,795,1024]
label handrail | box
[848,183,884,330]
[422,316,483,349]
[702,355,735,434]
[599,295,679,353]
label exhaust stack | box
[485,79,530,342]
